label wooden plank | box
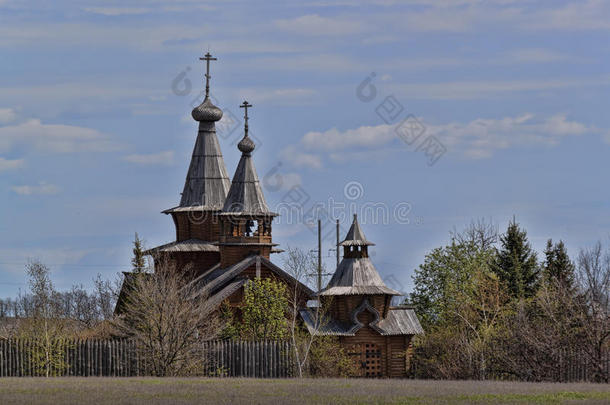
[9,338,12,377]
[1,339,4,377]
[237,341,241,377]
[109,340,112,377]
[250,341,254,377]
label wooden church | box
[122,53,422,378]
[303,214,423,377]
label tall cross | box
[240,100,253,136]
[199,52,217,98]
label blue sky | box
[1,0,610,297]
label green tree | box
[410,241,484,328]
[493,219,539,299]
[240,277,288,341]
[19,260,70,377]
[542,239,575,290]
[410,234,507,379]
[131,232,146,273]
[218,301,239,340]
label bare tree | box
[112,260,220,376]
[282,246,330,378]
[62,284,99,327]
[93,273,116,320]
[574,242,610,382]
[452,218,498,252]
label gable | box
[300,297,424,337]
[189,254,314,315]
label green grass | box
[0,378,607,404]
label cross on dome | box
[199,52,217,99]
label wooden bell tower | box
[217,101,279,268]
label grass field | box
[0,378,608,404]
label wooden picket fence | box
[407,348,609,382]
[203,340,294,377]
[553,349,610,383]
[0,339,294,378]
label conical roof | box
[320,216,398,296]
[165,53,230,212]
[164,119,231,212]
[340,214,375,246]
[319,257,400,296]
[222,134,273,215]
[184,119,230,207]
[222,102,274,216]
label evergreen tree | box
[543,239,575,290]
[493,218,539,299]
[131,232,146,273]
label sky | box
[1,0,610,297]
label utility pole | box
[336,219,340,268]
[317,219,322,293]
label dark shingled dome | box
[192,97,223,122]
[238,135,255,154]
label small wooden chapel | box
[117,53,423,377]
[303,214,424,377]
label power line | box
[0,262,130,268]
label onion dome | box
[192,97,223,122]
[238,135,255,154]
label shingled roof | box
[221,104,274,215]
[340,214,375,246]
[164,55,230,213]
[188,255,315,300]
[300,304,423,336]
[319,257,401,296]
[320,215,398,296]
[143,239,219,255]
[164,116,231,212]
[221,144,271,214]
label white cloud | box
[526,0,610,31]
[0,82,159,113]
[279,173,303,189]
[280,145,323,169]
[123,150,175,166]
[373,1,610,33]
[392,75,610,100]
[502,48,568,64]
[83,7,151,16]
[11,182,60,196]
[0,157,24,171]
[286,113,600,167]
[424,113,591,158]
[248,54,354,72]
[0,247,91,275]
[261,167,302,192]
[0,119,119,154]
[361,35,397,45]
[0,108,16,124]
[275,14,364,36]
[238,88,317,104]
[301,124,395,151]
[0,22,211,50]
